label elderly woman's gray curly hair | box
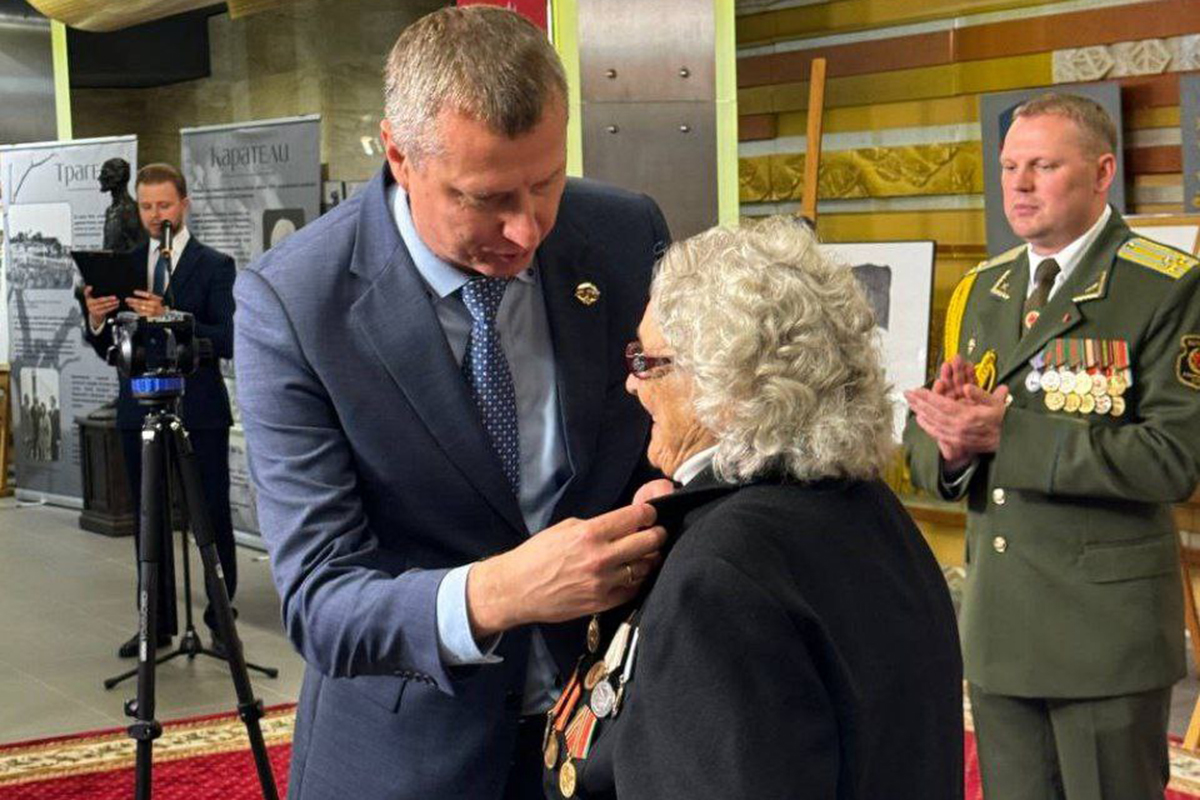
[652,215,895,483]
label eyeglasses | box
[625,340,674,379]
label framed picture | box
[822,240,936,440]
[979,82,1126,254]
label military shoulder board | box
[1118,237,1198,280]
[967,243,1024,276]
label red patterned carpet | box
[0,706,293,799]
[3,702,1200,798]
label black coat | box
[571,469,963,800]
[84,237,235,431]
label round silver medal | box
[1025,370,1043,393]
[1057,367,1075,395]
[590,680,617,718]
[1040,369,1061,392]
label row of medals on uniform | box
[1024,338,1132,416]
[543,611,640,798]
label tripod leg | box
[168,447,203,658]
[169,421,279,800]
[131,421,167,800]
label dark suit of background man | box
[904,93,1200,799]
[84,163,238,660]
[234,7,670,799]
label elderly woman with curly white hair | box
[541,217,963,800]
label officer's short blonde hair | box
[1012,92,1118,157]
[383,6,567,166]
[651,216,895,483]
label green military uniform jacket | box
[903,209,1200,698]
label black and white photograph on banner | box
[5,201,75,291]
[262,207,305,251]
[823,240,935,439]
[18,365,61,463]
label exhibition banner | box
[0,135,136,504]
[180,115,321,536]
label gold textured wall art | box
[739,141,984,203]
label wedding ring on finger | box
[624,563,635,587]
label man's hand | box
[932,355,977,401]
[632,478,675,505]
[904,382,1010,471]
[83,286,119,329]
[465,504,667,639]
[127,290,167,318]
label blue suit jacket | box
[234,167,668,799]
[84,238,235,431]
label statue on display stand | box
[99,158,146,253]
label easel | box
[1179,512,1200,749]
[797,58,827,228]
[0,365,11,497]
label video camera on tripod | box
[106,309,212,396]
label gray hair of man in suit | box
[382,5,568,166]
[651,215,896,483]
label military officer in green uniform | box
[904,92,1200,799]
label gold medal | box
[1111,395,1126,416]
[1079,393,1096,415]
[543,734,560,770]
[559,760,577,798]
[583,661,608,691]
[1044,390,1066,411]
[1108,374,1127,397]
[1064,393,1081,413]
[586,615,601,654]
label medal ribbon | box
[564,707,598,759]
[551,669,583,732]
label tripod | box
[107,396,279,800]
[103,430,278,689]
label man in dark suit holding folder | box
[83,162,238,659]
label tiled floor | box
[1,496,1199,748]
[0,497,305,745]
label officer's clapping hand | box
[905,379,1010,471]
[464,504,666,640]
[931,355,977,401]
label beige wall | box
[71,0,444,180]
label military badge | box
[1178,335,1200,390]
[574,281,601,306]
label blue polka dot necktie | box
[152,247,170,296]
[461,277,520,495]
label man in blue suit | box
[84,163,237,659]
[234,7,672,799]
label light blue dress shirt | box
[388,183,571,714]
